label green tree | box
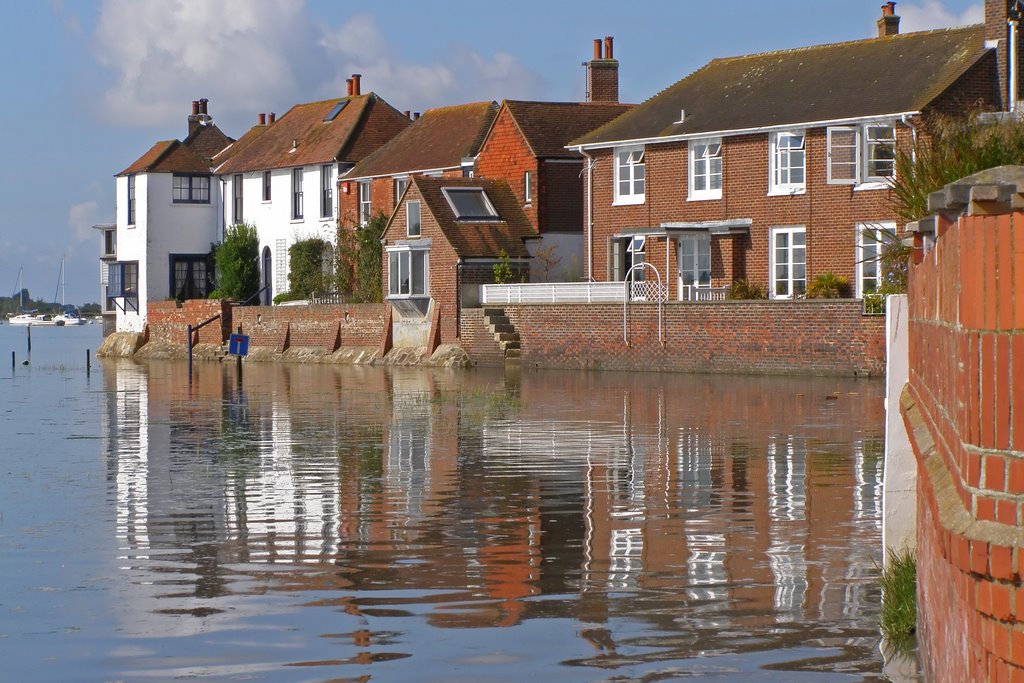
[287,238,332,299]
[212,223,260,302]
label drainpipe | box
[1011,16,1019,112]
[900,114,918,164]
[456,260,462,338]
[580,149,595,281]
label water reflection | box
[99,360,886,680]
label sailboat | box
[8,267,65,326]
[53,257,85,326]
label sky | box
[0,0,984,306]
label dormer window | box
[442,187,499,220]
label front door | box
[678,235,711,300]
[262,246,272,305]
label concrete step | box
[500,340,520,351]
[490,323,515,334]
[482,307,506,317]
[504,348,521,359]
[486,315,511,327]
[495,332,519,342]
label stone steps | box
[482,307,521,362]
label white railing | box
[482,281,627,304]
[681,285,729,302]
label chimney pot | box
[593,38,602,60]
[199,98,208,115]
[877,3,900,36]
[352,73,362,96]
[882,1,895,16]
[192,100,200,115]
[604,36,614,61]
[258,112,266,125]
[269,112,276,123]
[403,110,411,119]
[346,78,353,97]
[414,112,420,120]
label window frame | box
[523,170,532,205]
[441,187,499,221]
[291,167,304,220]
[262,170,272,202]
[770,225,807,299]
[108,260,139,307]
[169,253,212,301]
[678,234,712,288]
[320,164,333,218]
[826,123,897,186]
[826,127,859,185]
[864,124,896,184]
[358,181,372,226]
[393,177,408,209]
[127,174,136,226]
[688,138,722,201]
[232,174,243,224]
[172,173,211,204]
[407,200,421,237]
[613,145,646,205]
[856,222,892,298]
[387,246,428,298]
[769,131,806,196]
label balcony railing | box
[482,281,627,304]
[681,285,729,302]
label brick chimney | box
[877,2,900,37]
[586,36,619,103]
[985,0,1024,111]
[188,100,201,135]
[352,73,362,96]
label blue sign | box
[228,333,250,356]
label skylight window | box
[323,100,349,122]
[442,187,499,220]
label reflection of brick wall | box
[904,211,1024,682]
[461,301,883,375]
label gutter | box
[568,110,922,152]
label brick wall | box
[461,300,884,376]
[903,210,1024,681]
[233,303,386,352]
[148,299,231,346]
[475,108,540,231]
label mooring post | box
[27,325,31,354]
[187,323,193,384]
[11,351,14,370]
[86,349,91,377]
[235,324,242,390]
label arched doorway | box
[262,246,272,305]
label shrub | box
[287,238,332,299]
[806,272,850,298]
[727,279,767,300]
[493,249,514,284]
[336,212,386,303]
[212,223,260,302]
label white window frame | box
[827,123,896,188]
[291,167,304,220]
[320,164,333,218]
[770,225,806,299]
[387,246,428,298]
[769,131,806,196]
[358,181,372,226]
[407,200,421,237]
[393,177,408,208]
[614,145,645,205]
[678,234,712,294]
[688,138,722,201]
[856,222,892,298]
[523,170,532,205]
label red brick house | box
[339,101,500,227]
[569,3,1014,302]
[381,177,536,348]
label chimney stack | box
[346,78,353,97]
[258,112,266,125]
[352,73,362,96]
[586,36,619,103]
[877,2,900,37]
[188,99,202,135]
[403,110,411,119]
[269,112,276,123]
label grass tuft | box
[879,547,917,655]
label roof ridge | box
[709,23,982,65]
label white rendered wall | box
[225,165,337,300]
[115,174,147,332]
[882,294,916,564]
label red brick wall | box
[903,210,1024,681]
[541,159,585,233]
[476,108,539,231]
[461,300,884,375]
[148,299,231,345]
[233,303,386,351]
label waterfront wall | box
[463,300,885,376]
[903,210,1024,681]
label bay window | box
[388,247,428,297]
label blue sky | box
[0,0,982,305]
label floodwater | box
[0,323,891,682]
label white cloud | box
[91,3,545,133]
[68,201,99,243]
[897,1,984,32]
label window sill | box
[290,218,304,223]
[612,196,645,206]
[767,187,806,197]
[853,181,890,192]
[687,191,722,202]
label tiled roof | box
[573,26,990,146]
[408,176,537,258]
[216,94,406,173]
[118,122,235,176]
[212,123,270,167]
[348,101,498,178]
[499,100,633,158]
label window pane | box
[412,250,426,295]
[399,252,410,295]
[444,188,497,219]
[389,252,399,295]
[407,201,421,236]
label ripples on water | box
[0,324,889,681]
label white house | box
[215,75,410,304]
[110,99,233,332]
